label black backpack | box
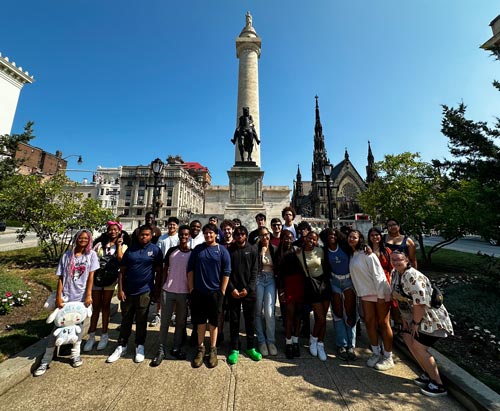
[94,254,120,287]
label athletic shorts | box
[190,289,223,327]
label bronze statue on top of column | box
[231,106,260,163]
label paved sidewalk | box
[0,307,471,411]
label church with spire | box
[292,96,376,219]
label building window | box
[167,189,173,197]
[125,201,131,206]
[166,181,175,187]
[87,193,92,198]
[164,209,171,217]
[100,188,104,195]
[137,209,143,216]
[123,209,130,216]
[138,190,145,196]
[166,199,172,206]
[126,180,133,186]
[139,180,146,187]
[126,190,132,197]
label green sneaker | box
[246,348,262,361]
[227,350,239,365]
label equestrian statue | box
[231,107,260,162]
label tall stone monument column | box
[234,12,262,166]
[225,12,265,223]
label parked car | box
[0,222,6,232]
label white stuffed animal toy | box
[46,301,92,347]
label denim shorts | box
[330,275,354,295]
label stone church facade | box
[291,96,376,220]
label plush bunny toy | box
[46,302,92,347]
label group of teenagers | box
[33,208,454,398]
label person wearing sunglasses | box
[270,218,282,247]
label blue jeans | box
[255,271,276,345]
[330,275,357,349]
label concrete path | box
[0,308,468,411]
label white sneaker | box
[33,362,49,377]
[83,334,95,352]
[366,353,381,368]
[149,314,161,327]
[259,343,269,356]
[135,345,145,363]
[309,336,318,357]
[106,345,127,363]
[374,356,394,371]
[96,333,109,351]
[268,343,278,356]
[317,342,327,361]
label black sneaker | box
[285,344,294,359]
[420,381,447,397]
[292,343,300,357]
[151,347,165,367]
[337,347,348,361]
[414,372,431,388]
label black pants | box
[228,294,256,351]
[118,292,150,347]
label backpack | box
[430,284,443,309]
[398,273,443,309]
[94,254,120,287]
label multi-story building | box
[93,167,122,216]
[118,155,209,230]
[14,143,68,179]
[0,52,34,135]
[481,14,500,58]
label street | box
[0,228,38,252]
[422,235,499,257]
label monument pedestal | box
[225,164,265,226]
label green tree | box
[0,173,113,261]
[0,121,35,185]
[359,152,453,263]
[438,82,500,242]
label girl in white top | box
[348,230,394,371]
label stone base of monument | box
[224,165,266,227]
[234,161,258,167]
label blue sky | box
[3,1,499,187]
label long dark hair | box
[320,228,348,250]
[386,218,406,235]
[257,226,276,268]
[367,227,390,260]
[348,229,365,255]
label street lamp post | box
[56,154,83,173]
[322,163,333,228]
[146,158,166,219]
